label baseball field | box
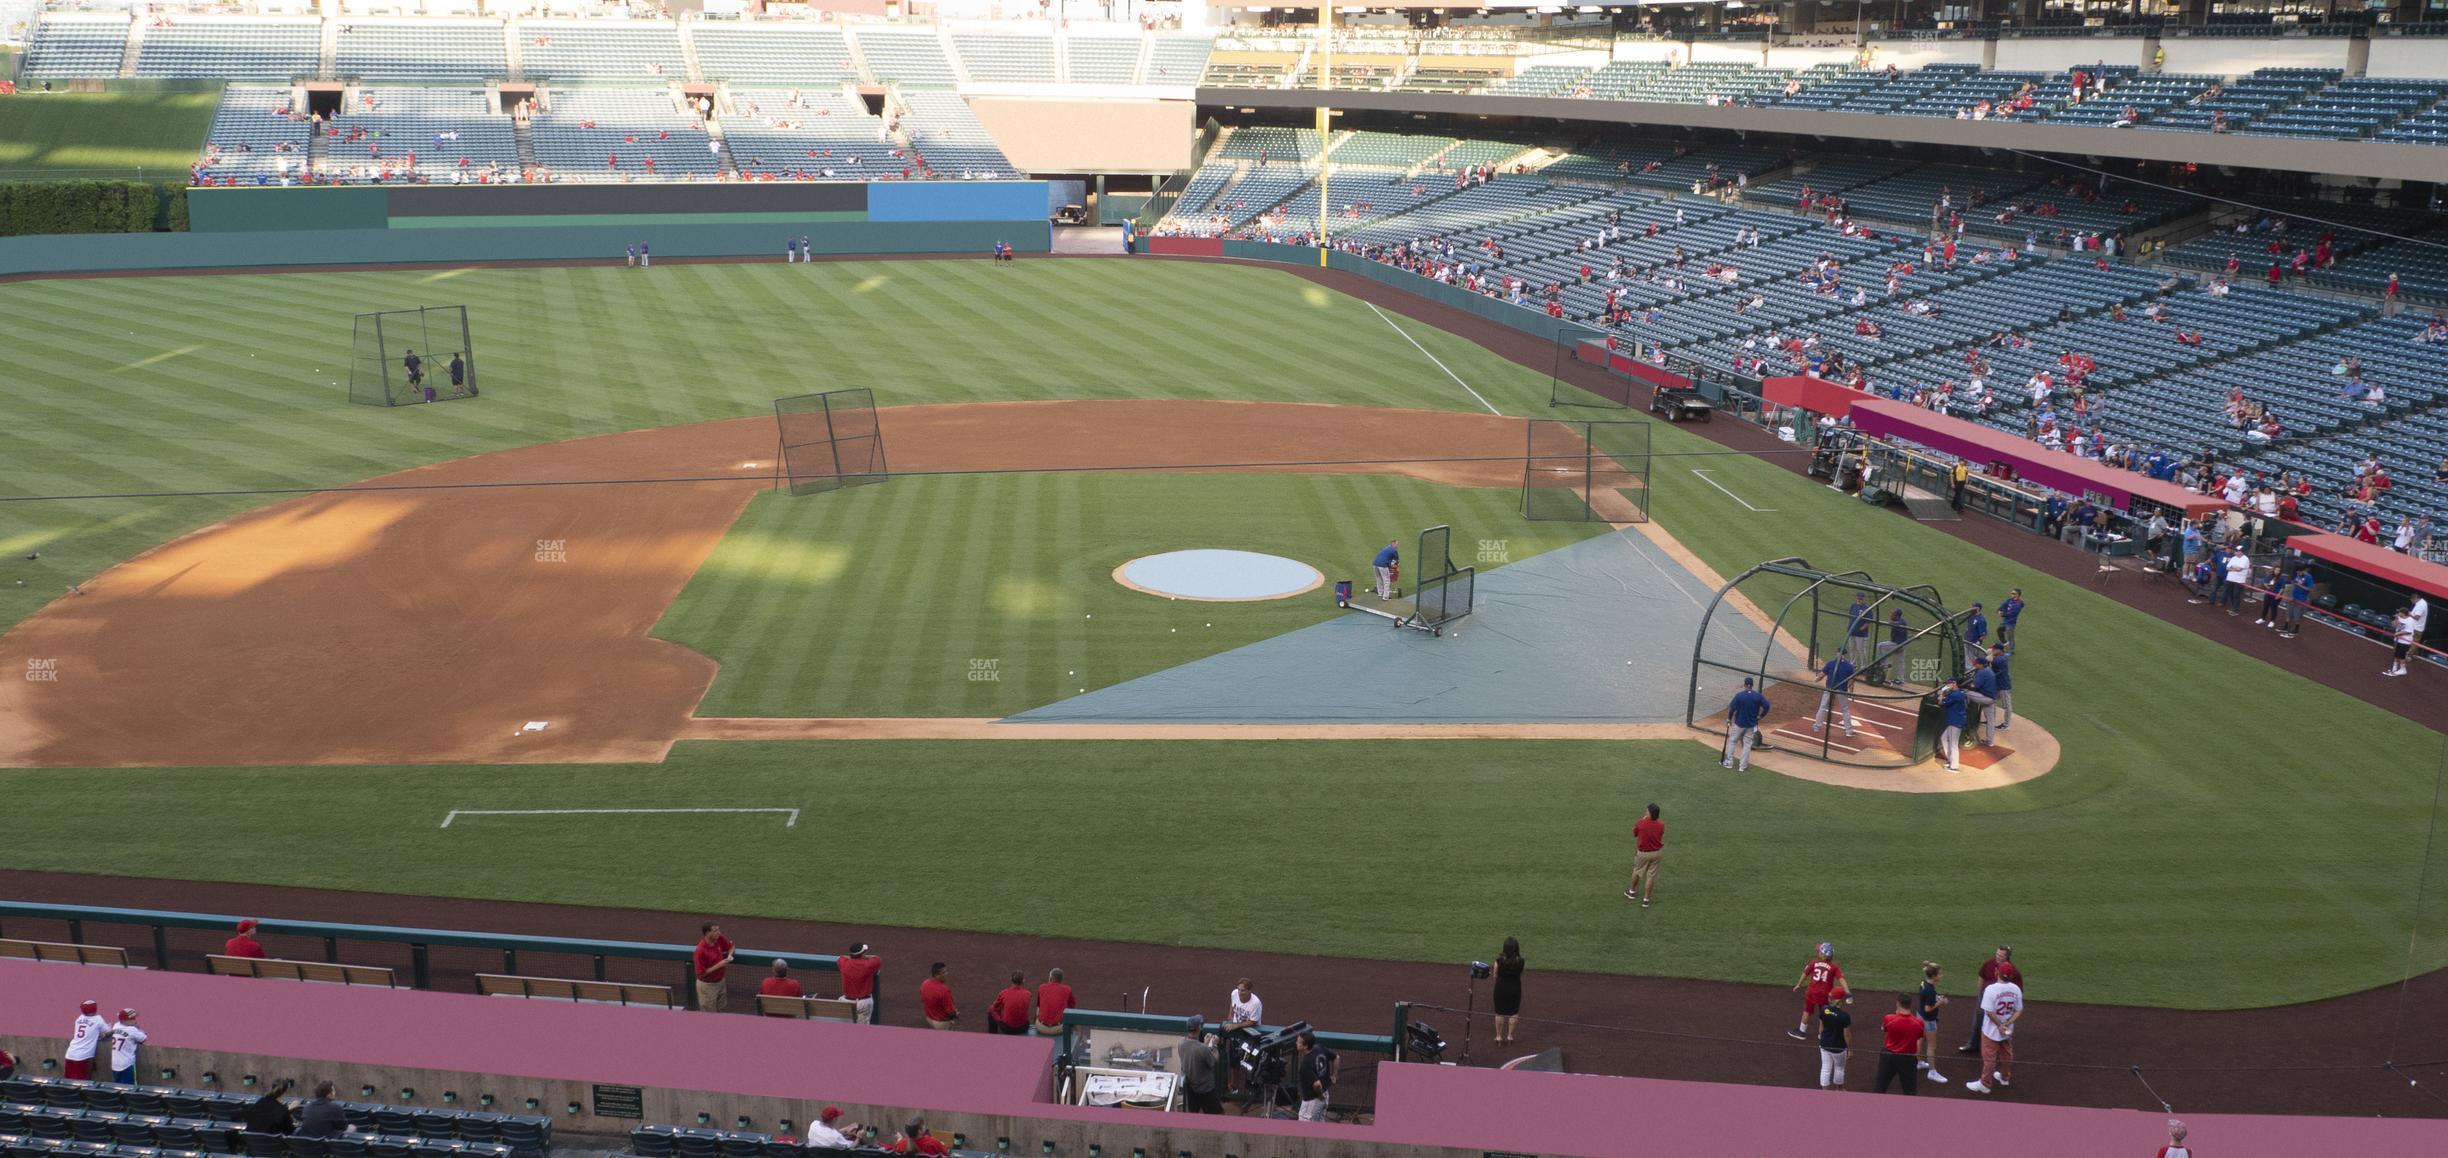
[2,255,2444,1032]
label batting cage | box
[1521,418,1652,523]
[349,306,476,407]
[1685,558,1968,768]
[773,387,889,495]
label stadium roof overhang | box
[1846,397,2228,517]
[1200,87,2448,185]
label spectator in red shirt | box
[692,923,736,1013]
[224,919,268,960]
[1959,944,2021,1054]
[1033,968,1074,1035]
[837,943,882,1024]
[988,972,1032,1035]
[890,1120,949,1156]
[1875,993,1924,1094]
[1625,803,1666,908]
[757,959,803,999]
[920,962,958,1030]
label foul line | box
[1688,469,1776,512]
[1366,302,1501,417]
[439,807,799,829]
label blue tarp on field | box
[1005,529,1733,725]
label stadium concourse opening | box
[1688,558,1973,770]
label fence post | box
[410,944,431,989]
[153,925,172,971]
[503,948,518,975]
[68,919,84,944]
[593,954,607,982]
[1390,1002,1412,1061]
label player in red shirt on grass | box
[1788,942,1849,1040]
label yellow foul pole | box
[1316,0,1331,266]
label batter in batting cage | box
[774,387,889,495]
[349,306,476,407]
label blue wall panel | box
[865,181,1050,223]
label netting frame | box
[773,387,889,496]
[1547,332,1632,410]
[349,306,476,408]
[1521,417,1653,523]
[1409,524,1475,634]
[1685,557,1968,769]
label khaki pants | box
[696,979,728,1012]
[1629,848,1663,896]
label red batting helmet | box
[80,1000,98,1014]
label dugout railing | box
[1054,1009,1397,1117]
[0,901,871,1018]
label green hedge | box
[0,181,166,237]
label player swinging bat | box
[1372,539,1400,599]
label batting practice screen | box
[774,387,889,495]
[1521,418,1652,522]
[349,306,476,407]
[1410,524,1475,631]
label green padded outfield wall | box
[4,181,1051,276]
[0,219,1045,277]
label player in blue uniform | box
[1844,592,1873,665]
[1986,644,2013,731]
[2282,568,2314,637]
[1812,654,1857,737]
[1869,607,1909,686]
[1936,679,1968,772]
[1965,656,1999,746]
[1997,590,2024,647]
[1960,602,1988,669]
[1723,677,1771,772]
[1371,539,1400,599]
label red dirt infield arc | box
[0,401,1529,768]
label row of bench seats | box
[627,1124,990,1158]
[0,1080,544,1158]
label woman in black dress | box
[1491,936,1525,1046]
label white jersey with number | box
[108,1023,147,1070]
[1978,981,2024,1042]
[66,1013,106,1061]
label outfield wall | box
[0,181,1052,276]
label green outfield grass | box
[0,260,1543,634]
[2,258,2445,1009]
[655,472,1600,717]
[0,90,221,177]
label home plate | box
[517,721,550,734]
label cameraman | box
[1295,1030,1335,1121]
